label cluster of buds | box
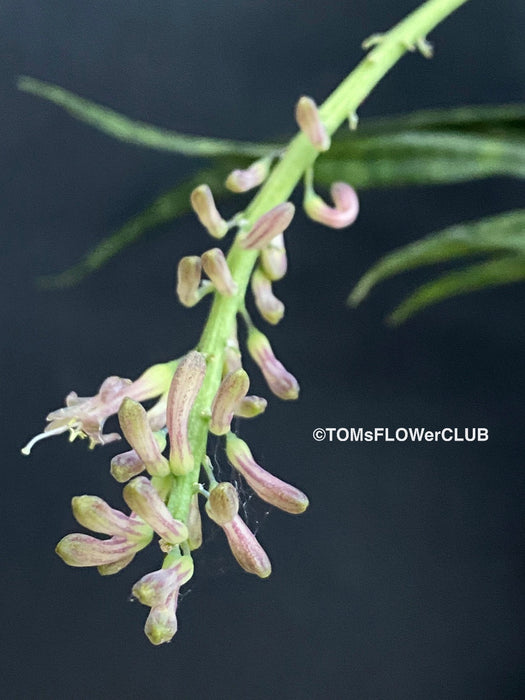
[23,90,361,645]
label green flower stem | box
[167,0,471,522]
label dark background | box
[2,1,524,698]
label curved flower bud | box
[238,202,295,250]
[71,495,152,539]
[190,184,228,239]
[295,95,330,152]
[166,350,207,475]
[304,181,359,229]
[225,157,271,193]
[205,482,239,526]
[22,360,178,454]
[259,232,287,281]
[234,395,267,419]
[251,267,285,325]
[187,493,202,550]
[222,515,272,578]
[226,433,309,514]
[210,369,250,436]
[132,556,194,608]
[123,477,188,545]
[176,255,203,307]
[247,328,299,400]
[55,532,151,568]
[118,398,170,477]
[201,248,238,297]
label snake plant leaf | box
[316,131,525,189]
[38,166,234,289]
[349,209,525,307]
[387,255,525,325]
[18,76,278,159]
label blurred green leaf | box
[349,209,525,323]
[316,131,525,188]
[350,209,525,306]
[18,76,278,158]
[387,256,525,325]
[38,166,233,289]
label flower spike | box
[226,433,309,514]
[247,328,299,400]
[166,350,206,475]
[238,202,295,250]
[295,95,330,152]
[190,184,228,239]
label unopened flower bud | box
[295,96,330,152]
[110,449,145,482]
[144,592,178,645]
[238,202,295,250]
[247,328,299,400]
[118,398,170,477]
[132,556,194,608]
[304,181,359,229]
[71,495,152,540]
[210,369,250,435]
[190,184,228,239]
[226,433,309,514]
[55,533,150,568]
[223,327,242,375]
[123,477,188,544]
[225,158,271,193]
[187,494,202,550]
[201,248,238,297]
[166,351,206,475]
[176,255,202,307]
[222,515,272,578]
[234,395,267,419]
[205,482,239,525]
[260,232,288,281]
[251,268,285,325]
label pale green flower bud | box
[166,351,207,475]
[71,495,152,540]
[205,482,239,525]
[144,592,178,645]
[132,556,194,608]
[118,398,170,477]
[225,157,271,193]
[210,369,250,435]
[176,255,203,307]
[187,493,202,550]
[190,184,228,239]
[295,95,331,152]
[234,395,268,419]
[55,532,151,568]
[123,477,188,544]
[251,267,285,325]
[260,232,287,281]
[201,248,238,296]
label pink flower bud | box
[110,449,146,483]
[304,181,359,229]
[222,515,272,578]
[71,495,152,540]
[238,202,295,250]
[132,556,194,607]
[190,184,228,239]
[251,268,285,325]
[205,482,239,525]
[55,533,150,568]
[225,158,271,193]
[247,328,299,400]
[123,477,188,544]
[176,255,202,307]
[234,395,267,419]
[118,398,170,477]
[144,591,179,645]
[187,494,202,550]
[295,96,330,152]
[210,369,250,436]
[223,326,242,375]
[226,433,309,514]
[259,232,288,281]
[201,248,238,297]
[166,351,206,475]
